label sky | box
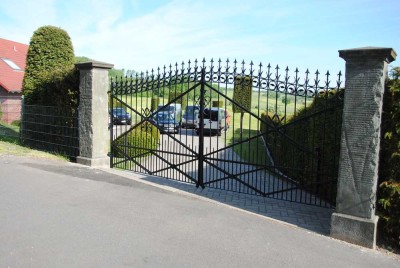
[1,0,399,77]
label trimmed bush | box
[377,181,400,248]
[11,120,21,127]
[233,76,252,113]
[22,25,77,107]
[168,90,187,111]
[260,90,343,204]
[377,67,400,250]
[113,127,159,158]
[151,97,159,111]
[212,100,223,108]
[141,121,160,142]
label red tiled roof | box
[0,38,28,93]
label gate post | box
[75,60,114,167]
[331,47,396,248]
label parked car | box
[195,107,227,136]
[157,103,182,124]
[182,105,200,128]
[111,108,131,125]
[151,111,180,134]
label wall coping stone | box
[339,47,397,62]
[75,60,114,70]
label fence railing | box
[20,104,79,158]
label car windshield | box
[203,109,219,121]
[185,106,199,114]
[156,113,174,121]
[185,112,198,119]
[113,108,128,115]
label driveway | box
[0,155,399,267]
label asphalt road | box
[0,155,399,267]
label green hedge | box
[260,90,343,204]
[377,67,400,249]
[113,124,159,159]
[377,181,400,249]
[23,25,77,106]
[212,100,223,108]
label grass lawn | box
[0,122,67,160]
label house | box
[0,38,28,124]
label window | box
[1,58,21,70]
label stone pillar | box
[331,47,396,248]
[75,61,113,167]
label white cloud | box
[71,0,284,72]
[3,0,396,78]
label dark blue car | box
[151,111,179,134]
[111,108,131,125]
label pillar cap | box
[75,60,114,70]
[339,47,397,63]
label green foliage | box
[141,121,160,142]
[212,100,223,107]
[379,67,400,184]
[75,56,92,63]
[168,89,187,111]
[233,76,252,113]
[114,127,159,158]
[377,181,400,249]
[377,66,400,250]
[33,67,80,108]
[281,96,292,105]
[260,90,343,204]
[23,25,76,105]
[109,68,125,78]
[151,97,159,111]
[11,120,21,127]
[76,56,126,78]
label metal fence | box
[110,59,343,207]
[20,105,79,158]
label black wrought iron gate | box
[110,59,343,207]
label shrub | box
[11,120,21,127]
[151,97,159,111]
[379,68,400,183]
[260,90,343,204]
[377,67,400,250]
[212,100,223,108]
[141,121,160,142]
[233,76,252,113]
[113,127,159,158]
[22,25,77,107]
[377,181,400,249]
[168,90,187,112]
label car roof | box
[206,107,224,111]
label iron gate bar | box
[111,145,153,173]
[147,151,199,184]
[197,68,206,189]
[201,157,268,196]
[113,136,200,184]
